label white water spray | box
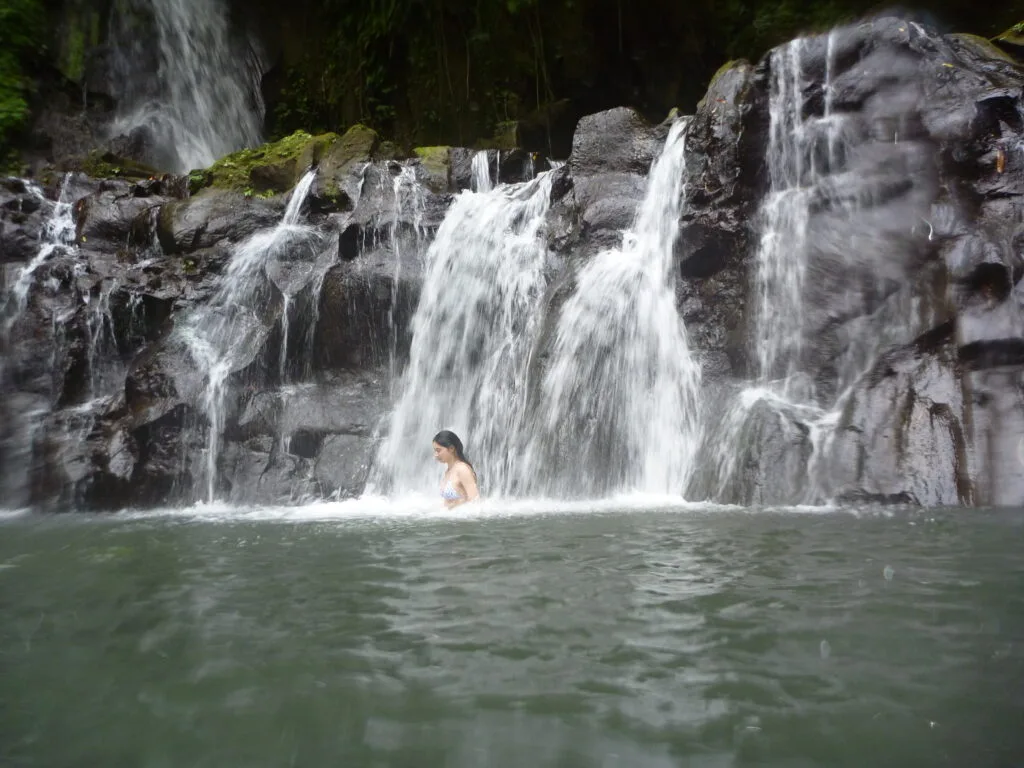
[371,170,556,494]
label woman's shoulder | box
[455,461,475,477]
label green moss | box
[201,129,340,193]
[413,145,449,169]
[993,21,1024,57]
[316,123,381,199]
[62,25,85,82]
[318,124,378,173]
[710,59,744,88]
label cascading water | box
[374,122,702,499]
[0,175,78,509]
[370,171,556,495]
[471,151,493,193]
[704,31,935,503]
[1,176,76,334]
[108,0,264,172]
[376,164,429,383]
[85,279,125,401]
[180,171,317,501]
[523,119,702,497]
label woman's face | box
[432,442,455,464]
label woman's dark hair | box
[433,430,475,475]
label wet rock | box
[0,190,48,265]
[823,325,973,507]
[561,107,663,257]
[677,59,767,379]
[965,367,1024,505]
[316,434,379,498]
[157,189,281,254]
[236,372,388,440]
[221,439,320,505]
[315,264,419,371]
[689,389,814,506]
[76,183,172,247]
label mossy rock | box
[56,4,104,84]
[202,130,339,194]
[316,124,382,201]
[949,33,1018,64]
[199,125,384,199]
[697,59,752,111]
[413,146,452,193]
[992,22,1024,60]
[62,150,158,180]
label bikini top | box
[441,478,461,501]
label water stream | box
[180,171,317,501]
[707,33,933,503]
[523,119,701,497]
[371,170,556,495]
[374,122,701,499]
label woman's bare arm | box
[459,464,480,502]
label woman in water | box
[433,430,480,508]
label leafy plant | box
[0,0,45,159]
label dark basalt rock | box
[823,326,973,507]
[156,189,282,255]
[677,59,768,380]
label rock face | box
[687,18,1024,507]
[2,17,1023,510]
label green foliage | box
[0,0,46,156]
[255,0,1024,152]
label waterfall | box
[373,121,702,499]
[523,119,702,497]
[85,278,121,400]
[180,171,317,501]
[370,171,556,495]
[705,32,935,503]
[386,164,428,383]
[0,175,78,509]
[2,175,76,334]
[108,0,264,173]
[471,151,493,193]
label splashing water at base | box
[370,171,556,495]
[374,122,701,500]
